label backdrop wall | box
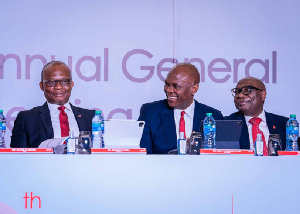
[1,0,299,147]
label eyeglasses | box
[231,85,263,97]
[43,79,71,87]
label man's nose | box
[165,85,175,93]
[236,91,245,98]
[54,81,63,89]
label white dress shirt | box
[244,110,270,150]
[47,102,80,138]
[174,100,195,140]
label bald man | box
[138,63,223,154]
[225,77,288,150]
[11,61,95,148]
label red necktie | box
[249,117,268,156]
[58,106,70,137]
[179,111,186,138]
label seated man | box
[138,63,223,154]
[225,77,288,152]
[10,61,95,148]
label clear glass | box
[189,132,201,155]
[268,134,282,156]
[77,131,92,154]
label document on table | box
[38,137,69,148]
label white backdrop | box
[1,0,299,147]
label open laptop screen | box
[104,120,145,148]
[200,120,242,149]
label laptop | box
[104,120,145,148]
[200,120,242,149]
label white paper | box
[38,137,69,148]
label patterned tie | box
[179,111,186,138]
[58,106,70,137]
[249,117,268,156]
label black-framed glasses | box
[231,85,263,97]
[43,79,71,87]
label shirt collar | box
[47,102,71,113]
[245,110,266,125]
[174,100,195,119]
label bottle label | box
[92,122,101,131]
[100,122,104,132]
[0,122,5,131]
[204,124,216,135]
[286,126,299,135]
[67,138,76,154]
[178,139,187,154]
[255,140,264,156]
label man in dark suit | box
[10,61,95,148]
[138,63,223,154]
[225,77,288,151]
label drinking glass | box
[77,131,92,154]
[189,132,201,155]
[268,134,282,156]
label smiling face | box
[164,64,199,110]
[234,77,266,117]
[39,63,74,106]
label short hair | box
[41,61,71,81]
[172,63,200,84]
[237,76,266,91]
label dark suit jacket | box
[224,111,288,150]
[10,102,95,148]
[138,99,223,154]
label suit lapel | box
[192,101,206,132]
[39,102,54,139]
[160,104,177,145]
[71,104,86,131]
[236,113,250,149]
[265,111,276,134]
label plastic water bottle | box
[67,131,76,154]
[286,114,299,151]
[0,110,6,148]
[92,111,105,148]
[203,113,216,149]
[254,133,264,156]
[177,132,187,155]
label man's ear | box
[70,80,74,89]
[191,84,199,96]
[39,82,44,91]
[261,90,267,102]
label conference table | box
[0,150,299,214]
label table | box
[0,154,299,214]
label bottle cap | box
[0,110,3,113]
[290,114,296,118]
[95,111,101,114]
[206,113,212,116]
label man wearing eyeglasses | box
[10,61,95,148]
[138,63,223,154]
[225,77,288,151]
